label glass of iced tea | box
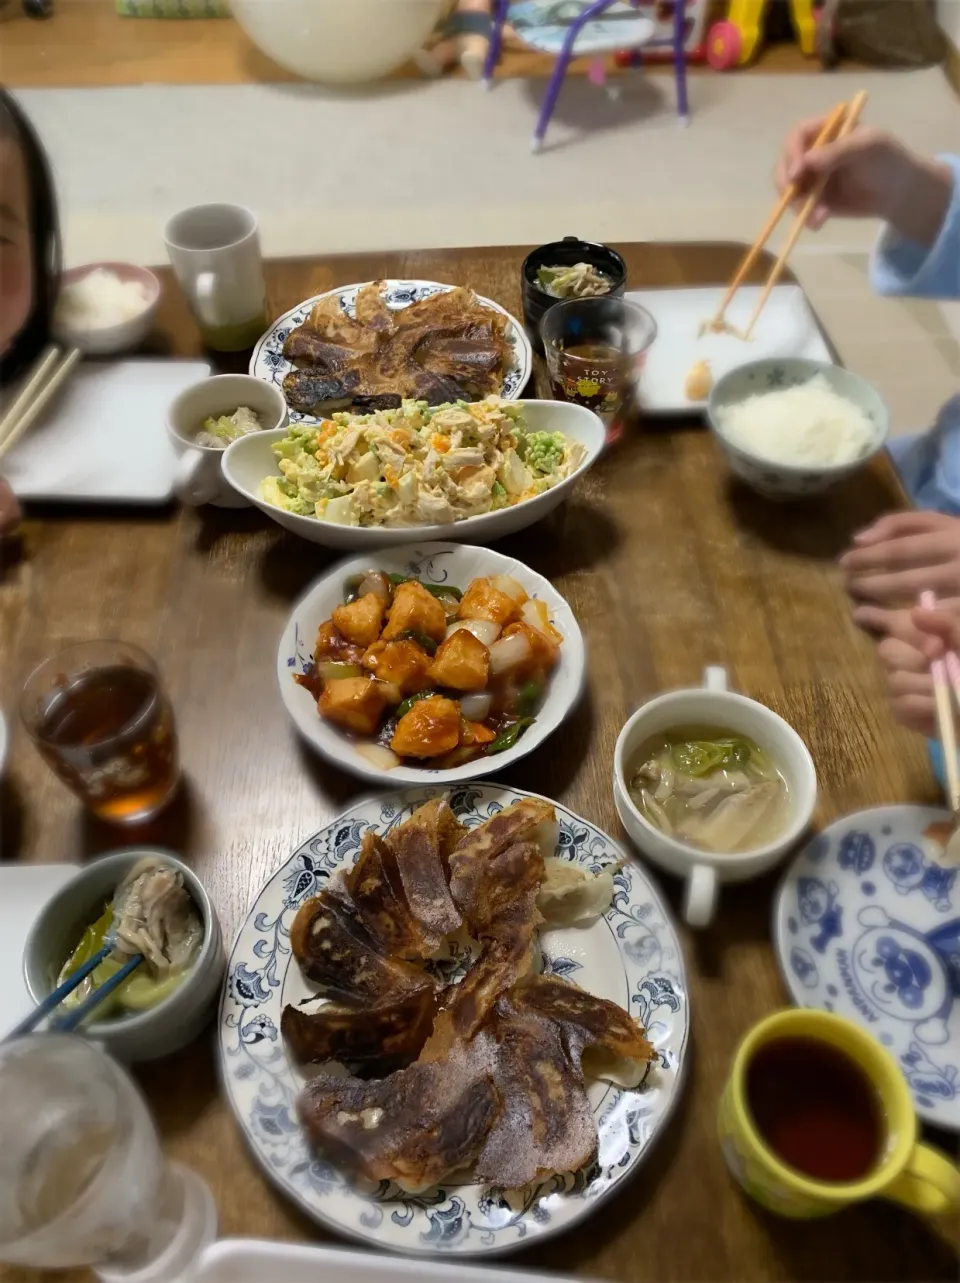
[541,296,657,440]
[21,641,179,824]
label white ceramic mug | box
[164,204,267,352]
[613,667,817,928]
[167,374,287,508]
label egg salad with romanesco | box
[259,396,586,528]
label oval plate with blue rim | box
[219,783,690,1256]
[249,281,533,427]
[775,805,960,1132]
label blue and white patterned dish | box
[278,543,585,786]
[249,281,533,426]
[219,784,690,1256]
[775,805,960,1132]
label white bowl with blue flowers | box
[250,280,532,428]
[219,783,690,1256]
[707,358,889,500]
[775,804,960,1133]
[277,542,585,786]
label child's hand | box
[774,118,951,245]
[876,606,960,737]
[840,511,960,605]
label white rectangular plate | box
[4,359,210,503]
[195,1240,592,1282]
[628,285,834,415]
[0,864,79,1038]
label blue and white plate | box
[219,784,690,1256]
[775,805,960,1132]
[249,281,532,427]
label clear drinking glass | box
[21,641,180,824]
[541,295,657,439]
[0,1035,215,1281]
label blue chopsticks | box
[6,947,143,1041]
[54,953,143,1033]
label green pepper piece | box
[420,583,463,601]
[388,573,409,586]
[486,717,535,755]
[515,680,542,718]
[397,630,438,656]
[395,688,440,719]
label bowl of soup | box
[613,666,816,928]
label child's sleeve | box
[870,155,960,300]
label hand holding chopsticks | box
[707,91,868,340]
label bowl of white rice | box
[55,262,161,356]
[707,358,888,499]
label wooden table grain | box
[2,243,957,1283]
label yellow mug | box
[718,1008,960,1220]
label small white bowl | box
[278,541,585,785]
[23,849,224,1063]
[221,399,605,550]
[613,666,817,928]
[168,374,288,508]
[54,261,161,356]
[707,358,889,500]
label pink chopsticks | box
[918,590,960,813]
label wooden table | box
[2,243,957,1283]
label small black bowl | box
[521,237,627,356]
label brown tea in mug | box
[746,1036,884,1183]
[33,665,178,823]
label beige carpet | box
[18,67,960,436]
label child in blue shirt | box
[775,116,960,743]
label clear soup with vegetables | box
[627,725,789,853]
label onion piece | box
[445,618,501,646]
[489,574,528,604]
[488,630,532,676]
[355,743,401,771]
[459,690,492,723]
[358,570,391,602]
[520,598,563,643]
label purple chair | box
[483,0,690,151]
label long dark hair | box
[0,88,60,388]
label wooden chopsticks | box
[707,91,868,340]
[0,343,81,465]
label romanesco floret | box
[522,431,567,475]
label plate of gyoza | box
[220,784,689,1256]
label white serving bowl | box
[707,358,889,499]
[231,0,445,84]
[54,262,161,356]
[613,666,817,928]
[222,399,605,550]
[278,541,585,785]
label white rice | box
[56,268,150,331]
[716,374,875,468]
